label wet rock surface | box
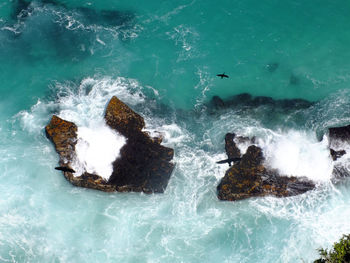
[105,96,175,193]
[329,124,350,144]
[105,96,145,138]
[224,133,241,159]
[328,124,350,178]
[217,133,315,201]
[330,149,346,161]
[46,96,174,193]
[45,115,116,192]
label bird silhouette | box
[217,72,229,79]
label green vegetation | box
[314,234,350,263]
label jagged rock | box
[109,132,174,193]
[330,149,346,161]
[225,133,241,159]
[332,165,350,179]
[104,96,174,193]
[329,124,350,144]
[217,134,315,201]
[45,115,77,162]
[212,96,225,109]
[46,96,175,193]
[328,124,350,179]
[105,96,145,138]
[45,115,116,192]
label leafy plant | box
[314,234,350,263]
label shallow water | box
[1,0,350,262]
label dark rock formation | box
[289,74,300,85]
[217,133,315,201]
[328,124,350,178]
[330,149,346,161]
[329,124,350,145]
[209,93,313,112]
[105,96,174,193]
[105,96,145,138]
[212,96,225,110]
[46,96,175,193]
[225,133,241,159]
[45,115,116,192]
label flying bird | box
[217,73,229,79]
[216,157,241,167]
[55,166,76,173]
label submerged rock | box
[217,133,315,201]
[46,96,175,193]
[212,95,225,110]
[208,93,313,112]
[289,74,300,85]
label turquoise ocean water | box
[1,0,350,262]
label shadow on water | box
[12,0,32,19]
[4,0,136,61]
[289,74,300,85]
[124,91,317,140]
[76,7,135,28]
[195,93,315,130]
[12,0,135,28]
[208,93,313,111]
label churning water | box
[1,0,350,262]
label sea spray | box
[73,122,126,180]
[13,76,350,262]
[260,130,334,182]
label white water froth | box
[72,122,126,180]
[18,76,148,134]
[18,76,149,180]
[259,130,333,182]
[15,74,350,262]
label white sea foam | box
[18,76,147,134]
[72,122,126,180]
[18,76,149,181]
[14,72,350,263]
[259,130,333,182]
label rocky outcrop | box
[45,115,77,163]
[217,133,315,201]
[105,96,175,193]
[225,133,241,159]
[45,115,117,192]
[330,149,346,161]
[46,96,174,193]
[105,96,145,138]
[329,124,350,144]
[328,124,350,178]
